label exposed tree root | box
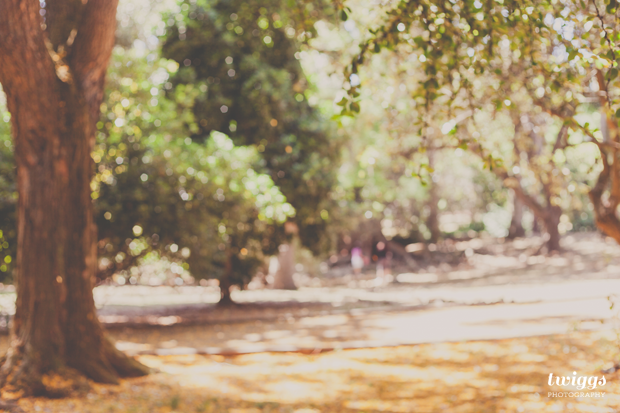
[0,348,88,399]
[217,295,238,308]
[0,400,23,413]
[103,339,151,378]
[0,337,149,399]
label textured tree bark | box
[0,0,148,397]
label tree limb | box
[68,0,120,123]
[45,0,85,52]
[0,0,57,106]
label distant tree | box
[349,0,617,249]
[96,130,293,304]
[161,0,343,288]
[0,0,147,396]
[508,195,526,239]
[1,31,293,310]
[93,49,293,302]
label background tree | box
[96,126,294,303]
[0,1,298,308]
[91,15,295,299]
[349,0,615,249]
[299,15,499,258]
[0,0,147,396]
[161,0,343,287]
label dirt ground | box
[16,331,620,413]
[5,232,620,412]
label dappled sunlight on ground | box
[7,232,620,411]
[18,331,620,412]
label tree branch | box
[45,0,85,52]
[551,124,569,154]
[0,0,57,101]
[68,0,119,123]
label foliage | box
[297,13,512,245]
[0,36,296,289]
[161,0,343,254]
[350,0,620,243]
[0,95,15,280]
[95,47,293,288]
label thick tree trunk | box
[588,155,620,243]
[0,0,148,397]
[507,193,525,239]
[273,243,297,290]
[588,71,620,245]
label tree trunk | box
[426,150,441,243]
[507,193,525,239]
[386,241,419,270]
[273,243,297,290]
[219,277,234,305]
[543,206,562,252]
[532,216,541,234]
[588,71,620,245]
[511,186,561,252]
[0,0,148,396]
[218,251,234,306]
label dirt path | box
[0,232,619,356]
[107,282,619,357]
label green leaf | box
[340,10,348,21]
[568,50,577,61]
[607,3,616,14]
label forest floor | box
[15,331,620,413]
[0,232,618,356]
[5,232,620,412]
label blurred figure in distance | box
[351,246,364,276]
